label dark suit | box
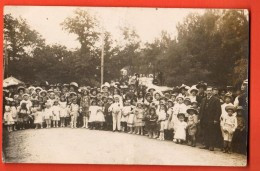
[199,95,221,148]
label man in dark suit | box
[199,86,222,151]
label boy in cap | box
[221,105,237,153]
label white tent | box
[3,76,24,88]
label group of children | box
[3,80,247,154]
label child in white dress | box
[52,100,61,128]
[174,113,188,144]
[4,106,14,132]
[33,106,43,129]
[96,101,105,130]
[59,96,68,127]
[44,103,53,128]
[88,100,99,129]
[10,100,18,131]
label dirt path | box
[3,128,247,166]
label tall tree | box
[4,14,45,78]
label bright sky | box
[4,6,206,50]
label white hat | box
[28,86,35,91]
[101,82,110,89]
[39,90,47,96]
[176,94,185,100]
[189,85,198,94]
[114,95,121,99]
[22,93,30,98]
[70,82,79,88]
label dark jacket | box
[199,95,221,124]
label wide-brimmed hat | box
[224,92,233,99]
[147,87,156,92]
[22,93,30,98]
[189,85,198,94]
[176,94,185,100]
[225,105,236,112]
[196,81,207,90]
[101,82,110,89]
[236,106,244,111]
[114,95,121,100]
[187,107,198,115]
[184,97,191,102]
[179,84,188,90]
[35,87,43,92]
[17,86,25,92]
[177,113,185,118]
[39,90,47,96]
[70,82,79,88]
[28,86,35,91]
[107,96,114,100]
[69,92,77,96]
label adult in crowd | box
[199,86,222,151]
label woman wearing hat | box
[188,85,198,102]
[220,105,237,153]
[196,81,207,105]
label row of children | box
[3,80,247,154]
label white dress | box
[34,111,43,124]
[44,108,53,120]
[96,106,105,122]
[59,102,68,118]
[52,105,61,121]
[4,111,14,125]
[89,106,99,122]
[10,106,18,122]
[174,120,187,140]
[121,106,132,122]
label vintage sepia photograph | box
[2,6,248,166]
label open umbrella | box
[3,76,24,88]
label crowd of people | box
[3,76,248,155]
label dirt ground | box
[3,128,247,166]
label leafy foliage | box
[4,9,249,88]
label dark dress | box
[145,113,158,132]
